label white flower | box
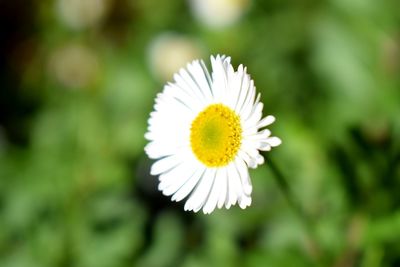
[189,0,250,28]
[48,42,100,89]
[148,33,203,82]
[145,55,281,214]
[57,0,109,30]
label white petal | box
[211,55,230,101]
[159,159,198,195]
[241,143,262,167]
[267,136,282,147]
[234,158,252,196]
[226,163,243,208]
[256,154,264,165]
[150,154,183,176]
[145,141,186,159]
[164,83,203,113]
[179,68,208,103]
[184,168,216,212]
[244,101,263,128]
[239,80,256,119]
[172,167,205,202]
[259,142,272,151]
[225,64,243,110]
[235,68,251,114]
[187,60,214,101]
[217,168,228,209]
[224,168,235,209]
[258,115,275,128]
[244,129,271,140]
[238,150,257,169]
[174,71,207,106]
[202,169,224,214]
[239,194,252,209]
[163,84,199,113]
[227,163,252,210]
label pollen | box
[190,104,242,167]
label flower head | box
[145,55,281,214]
[189,0,250,28]
[147,33,203,82]
[57,0,109,30]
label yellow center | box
[190,104,242,167]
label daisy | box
[145,55,281,214]
[189,0,250,28]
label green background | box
[1,0,400,266]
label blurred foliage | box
[1,0,400,266]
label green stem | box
[267,156,309,225]
[265,155,325,266]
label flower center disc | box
[190,104,242,167]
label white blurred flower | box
[145,55,281,214]
[48,43,100,89]
[189,0,250,28]
[148,33,203,82]
[57,0,110,30]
